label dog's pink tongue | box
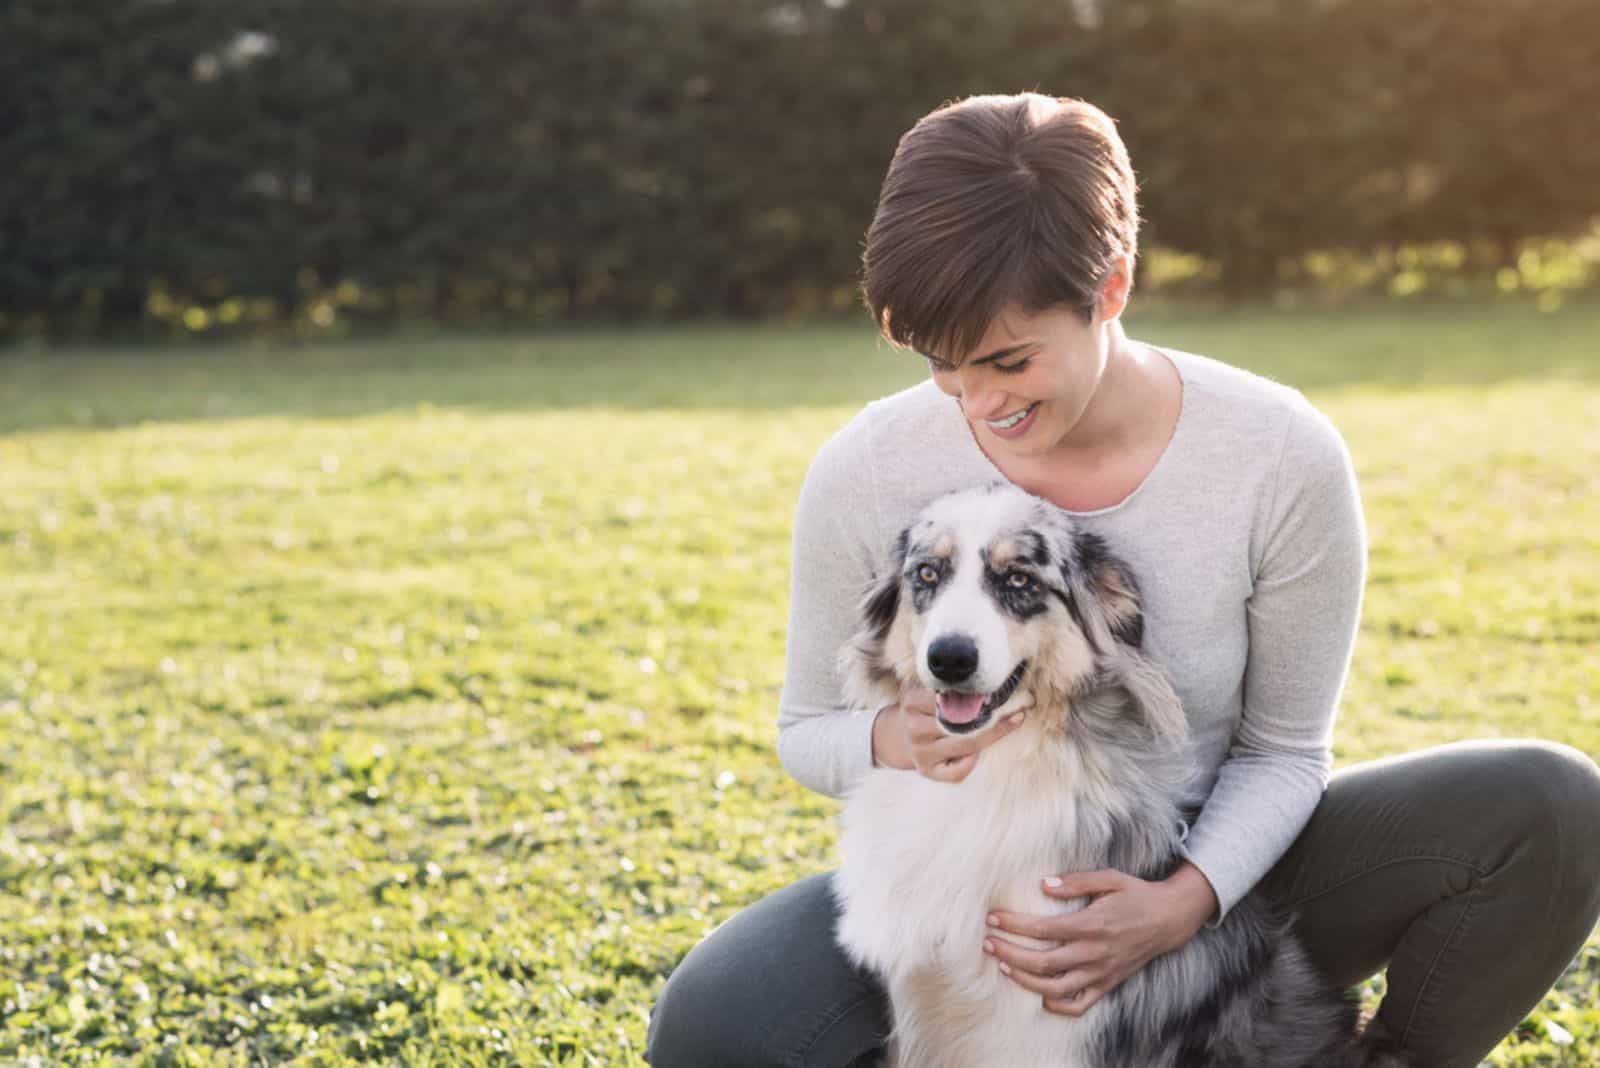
[936,691,987,724]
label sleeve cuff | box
[776,706,879,800]
[1178,836,1251,926]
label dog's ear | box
[1065,649,1187,760]
[861,528,907,643]
[1064,531,1145,652]
[837,527,909,711]
[1113,651,1186,746]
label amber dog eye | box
[917,564,939,585]
[1007,571,1032,589]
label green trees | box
[3,0,1596,338]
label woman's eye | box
[994,358,1032,375]
[917,564,939,585]
[1007,571,1032,589]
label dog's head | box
[842,484,1179,743]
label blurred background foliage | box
[3,0,1599,342]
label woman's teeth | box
[988,404,1035,430]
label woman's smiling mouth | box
[985,402,1039,438]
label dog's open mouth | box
[935,660,1028,734]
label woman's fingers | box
[987,710,1026,742]
[985,935,1106,1014]
[905,716,970,757]
[922,753,977,783]
[1042,986,1103,1017]
[914,734,985,774]
[983,935,1095,980]
[986,907,1078,941]
[907,709,1024,750]
[994,959,1100,1003]
[986,941,1106,1016]
[901,687,1027,784]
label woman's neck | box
[1057,322,1159,456]
[997,324,1183,512]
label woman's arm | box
[777,416,1027,795]
[775,421,885,798]
[987,393,1366,1012]
[1179,395,1367,921]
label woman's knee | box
[1484,741,1600,896]
[1497,741,1600,829]
[646,873,887,1067]
[647,899,786,1067]
[1528,741,1600,863]
[647,932,735,1066]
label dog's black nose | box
[926,634,979,684]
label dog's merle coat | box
[832,484,1405,1068]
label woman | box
[646,93,1600,1068]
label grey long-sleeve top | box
[777,348,1367,919]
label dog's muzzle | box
[934,660,1027,734]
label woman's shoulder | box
[1147,348,1361,585]
[1166,347,1311,417]
[799,378,994,530]
[841,378,952,441]
[809,379,960,474]
[1163,347,1347,460]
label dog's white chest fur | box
[833,725,1113,1068]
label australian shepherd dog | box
[832,484,1405,1068]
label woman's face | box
[925,302,1111,461]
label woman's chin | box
[979,423,1053,459]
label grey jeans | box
[646,740,1600,1068]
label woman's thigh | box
[1259,739,1600,1068]
[647,872,890,1068]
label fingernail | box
[1043,876,1062,888]
[1008,712,1025,727]
[982,939,994,955]
[986,913,999,927]
[998,962,1011,975]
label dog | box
[832,483,1405,1068]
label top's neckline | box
[946,345,1191,519]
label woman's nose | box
[932,366,1003,418]
[959,375,1004,419]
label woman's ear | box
[1095,256,1134,322]
[838,528,909,710]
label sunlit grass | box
[1,302,1596,1064]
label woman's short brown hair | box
[861,93,1140,362]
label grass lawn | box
[1,301,1597,1065]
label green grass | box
[1,301,1597,1065]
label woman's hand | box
[982,862,1219,1015]
[871,686,1025,783]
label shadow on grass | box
[3,301,1598,434]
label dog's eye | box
[1006,571,1033,590]
[916,564,939,585]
